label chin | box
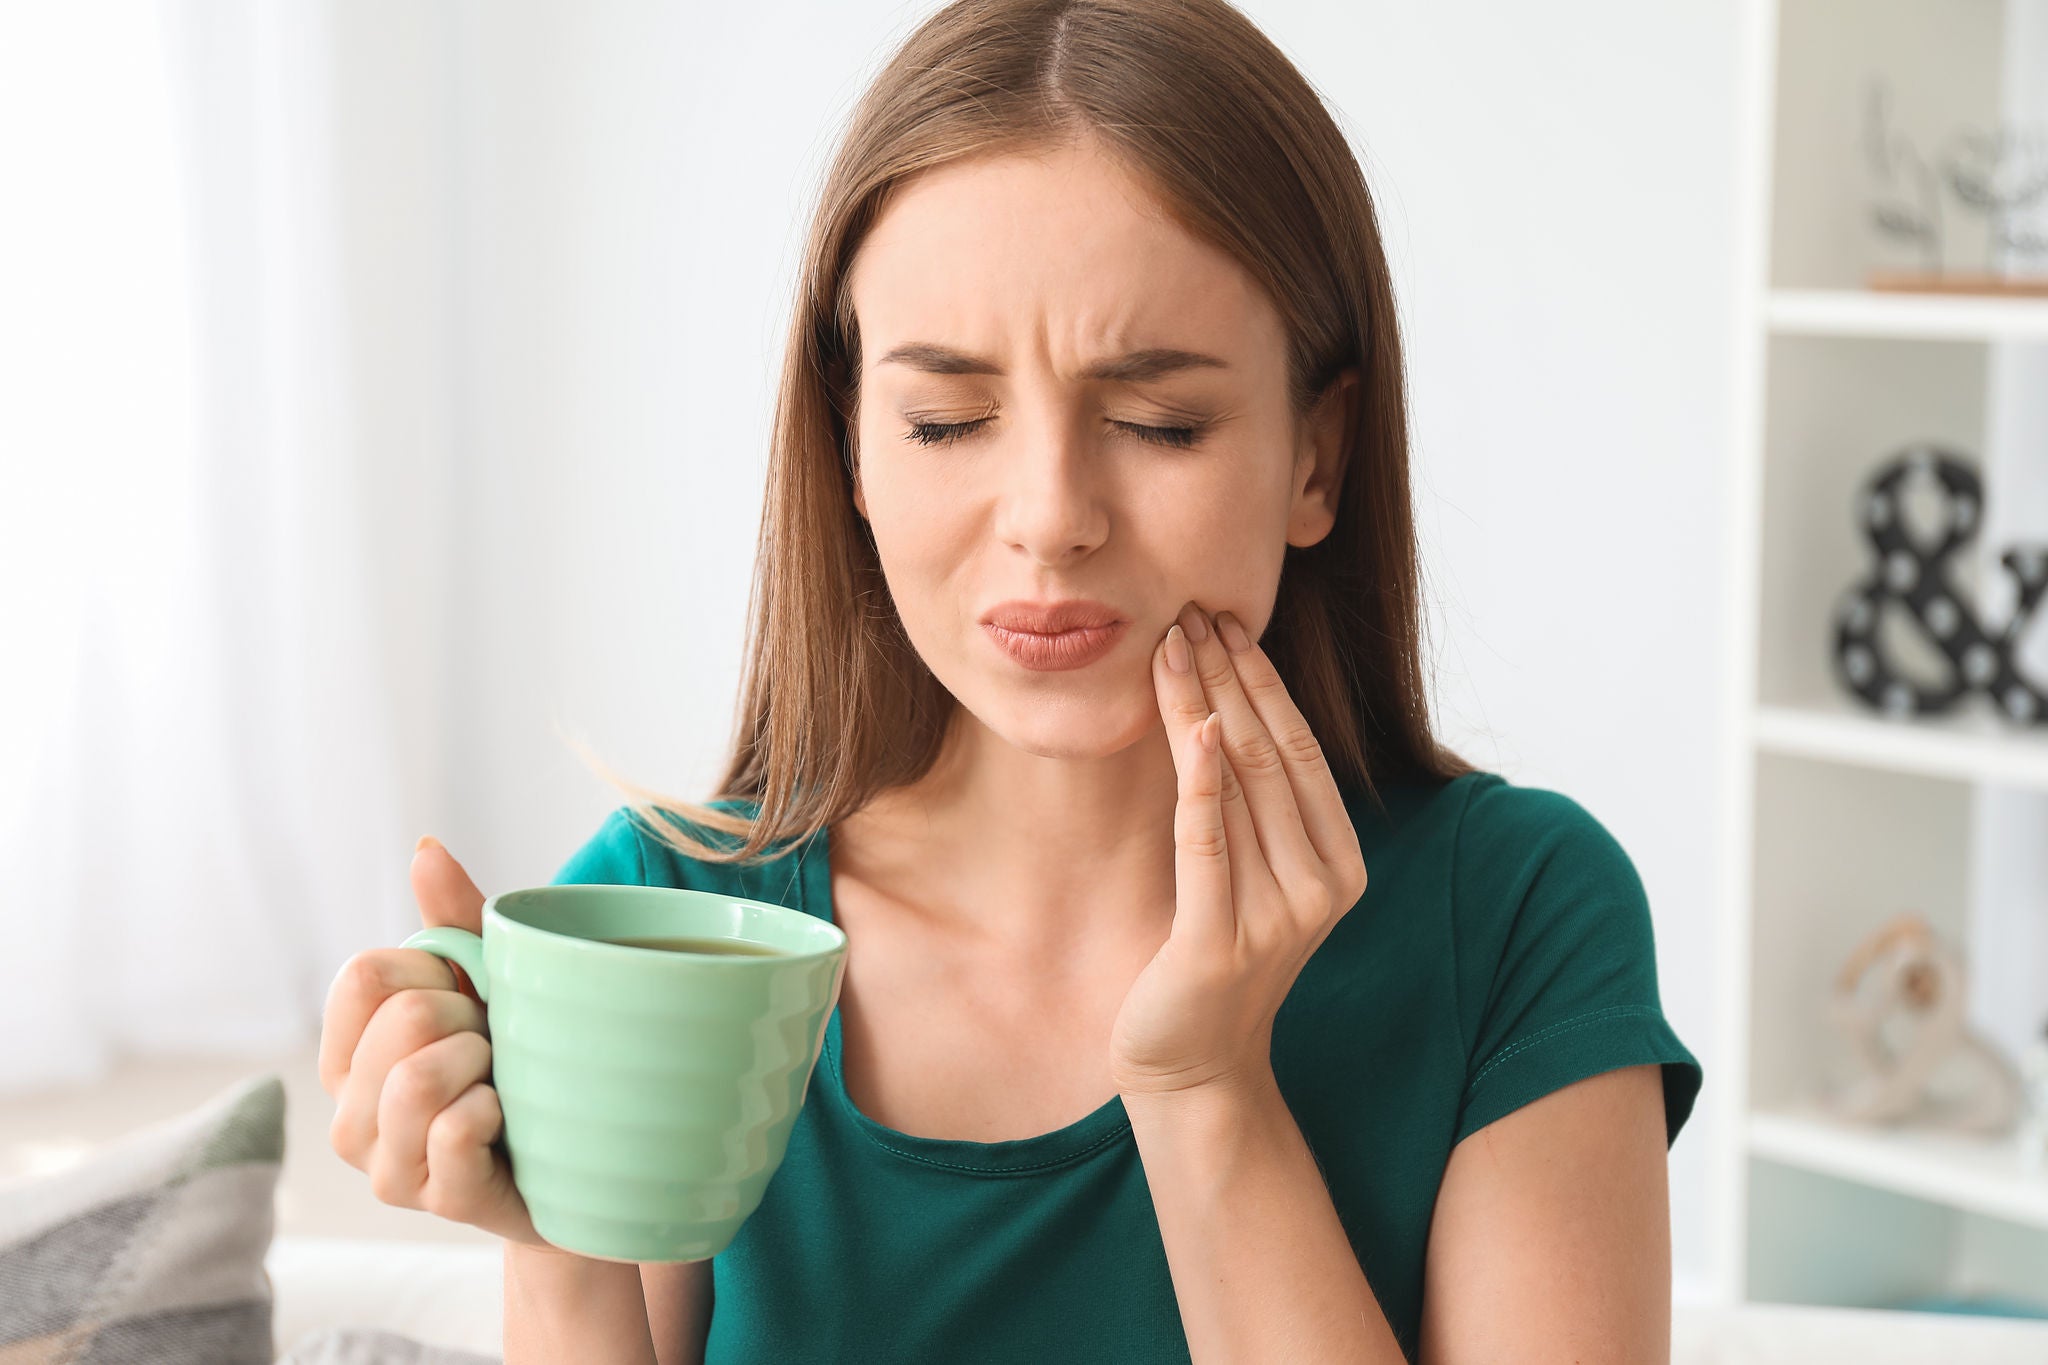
[968,681,1162,761]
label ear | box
[1286,366,1359,550]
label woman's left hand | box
[1109,601,1371,1100]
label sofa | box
[12,1070,2048,1362]
[268,1235,503,1359]
[265,1232,2048,1364]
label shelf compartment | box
[1745,1151,2048,1314]
[1755,700,2048,790]
[1768,0,2004,292]
[1755,332,1994,712]
[1749,1104,2048,1230]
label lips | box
[982,620,1128,671]
[978,599,1130,672]
[980,599,1126,634]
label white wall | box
[1263,3,1737,1292]
[339,0,1737,1291]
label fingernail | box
[1216,612,1251,653]
[1165,624,1191,673]
[1180,602,1210,644]
[415,835,442,854]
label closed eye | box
[903,418,1203,449]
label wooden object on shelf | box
[1867,271,2048,297]
[1826,912,2023,1136]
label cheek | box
[856,449,928,555]
[1149,471,1292,597]
[856,460,971,633]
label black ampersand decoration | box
[1833,444,2048,724]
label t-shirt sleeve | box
[549,806,651,887]
[1449,776,1703,1149]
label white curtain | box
[0,0,433,1097]
[0,0,775,1102]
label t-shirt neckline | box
[795,818,1135,1176]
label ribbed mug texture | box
[403,885,847,1262]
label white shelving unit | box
[1719,0,2048,1316]
[1768,289,2048,342]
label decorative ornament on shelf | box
[1824,913,2021,1137]
[1831,444,2048,724]
[1864,78,2048,294]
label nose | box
[993,419,1110,566]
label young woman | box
[322,1,1703,1361]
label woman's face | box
[846,137,1354,760]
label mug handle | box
[400,927,491,1004]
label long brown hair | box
[571,0,1476,867]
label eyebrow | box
[874,342,1230,384]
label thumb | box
[410,835,487,1002]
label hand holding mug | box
[319,837,554,1251]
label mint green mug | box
[400,884,847,1263]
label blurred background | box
[5,0,2048,1345]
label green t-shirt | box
[549,767,1703,1364]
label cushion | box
[0,1071,284,1363]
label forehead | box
[847,143,1277,373]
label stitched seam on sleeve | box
[1464,1003,1664,1093]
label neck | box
[835,704,1183,951]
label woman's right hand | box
[319,836,560,1252]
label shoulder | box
[549,806,651,886]
[549,801,759,888]
[550,798,813,910]
[1435,771,1657,1002]
[1449,772,1639,895]
[1430,772,1701,1147]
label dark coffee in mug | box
[602,934,787,957]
